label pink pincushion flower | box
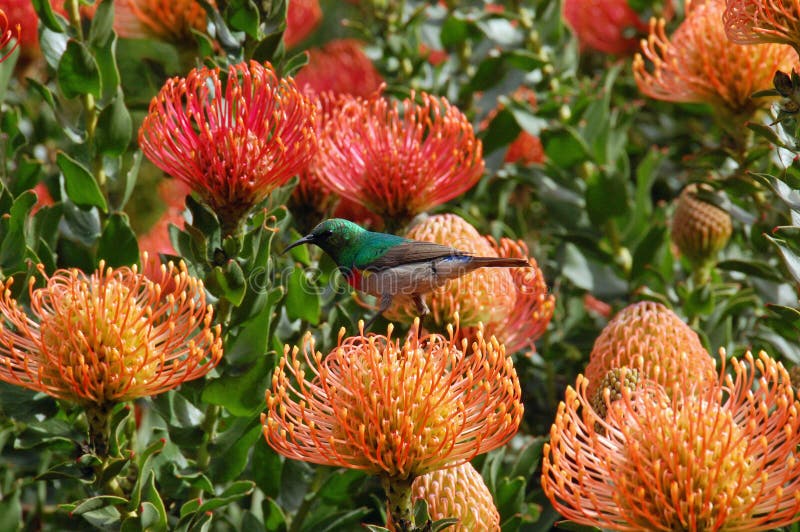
[139,61,317,234]
[316,92,484,225]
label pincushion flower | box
[263,318,521,524]
[724,0,800,54]
[481,236,554,354]
[316,93,484,226]
[114,0,208,42]
[543,351,800,531]
[671,183,733,269]
[0,259,222,453]
[294,39,383,99]
[563,0,649,55]
[284,0,322,49]
[634,0,797,121]
[404,463,501,531]
[139,61,317,235]
[584,301,717,398]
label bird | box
[284,218,530,328]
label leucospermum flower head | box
[139,61,317,235]
[725,0,800,54]
[543,351,800,531]
[284,0,322,49]
[563,0,649,55]
[0,259,223,405]
[114,0,208,42]
[316,93,484,225]
[294,39,383,99]
[262,318,522,480]
[671,183,733,267]
[634,0,797,120]
[392,462,500,531]
[584,301,717,398]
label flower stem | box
[85,402,112,457]
[382,475,415,531]
[190,404,220,499]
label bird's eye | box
[324,230,334,236]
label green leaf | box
[0,490,21,532]
[765,235,800,285]
[717,259,783,282]
[195,480,255,513]
[285,265,321,324]
[261,497,287,531]
[202,356,273,416]
[69,496,128,515]
[57,40,102,99]
[440,16,470,48]
[209,421,262,483]
[252,439,283,499]
[97,213,139,267]
[32,0,65,32]
[585,170,629,225]
[226,0,260,38]
[481,108,521,155]
[57,152,108,212]
[96,88,132,155]
[89,0,115,47]
[141,473,168,532]
[210,260,247,306]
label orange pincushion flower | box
[284,0,322,48]
[262,318,523,480]
[114,0,208,41]
[139,61,317,234]
[482,236,554,354]
[584,301,717,398]
[401,463,500,531]
[563,0,649,55]
[316,93,484,224]
[543,351,800,531]
[634,0,796,118]
[0,259,222,405]
[383,214,517,329]
[294,39,383,99]
[725,0,800,52]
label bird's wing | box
[360,240,470,271]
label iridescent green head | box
[283,218,366,262]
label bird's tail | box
[469,256,530,268]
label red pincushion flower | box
[316,92,484,225]
[294,39,383,99]
[0,1,33,59]
[563,0,649,55]
[284,0,321,48]
[139,61,318,234]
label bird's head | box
[283,218,365,262]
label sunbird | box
[284,218,530,327]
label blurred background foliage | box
[0,0,799,530]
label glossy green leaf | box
[89,0,115,47]
[202,356,274,416]
[32,0,65,32]
[97,213,139,268]
[286,265,321,324]
[226,0,260,38]
[57,152,107,212]
[57,40,102,99]
[0,491,21,532]
[252,439,283,499]
[96,89,132,155]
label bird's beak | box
[283,235,314,254]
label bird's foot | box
[412,294,429,324]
